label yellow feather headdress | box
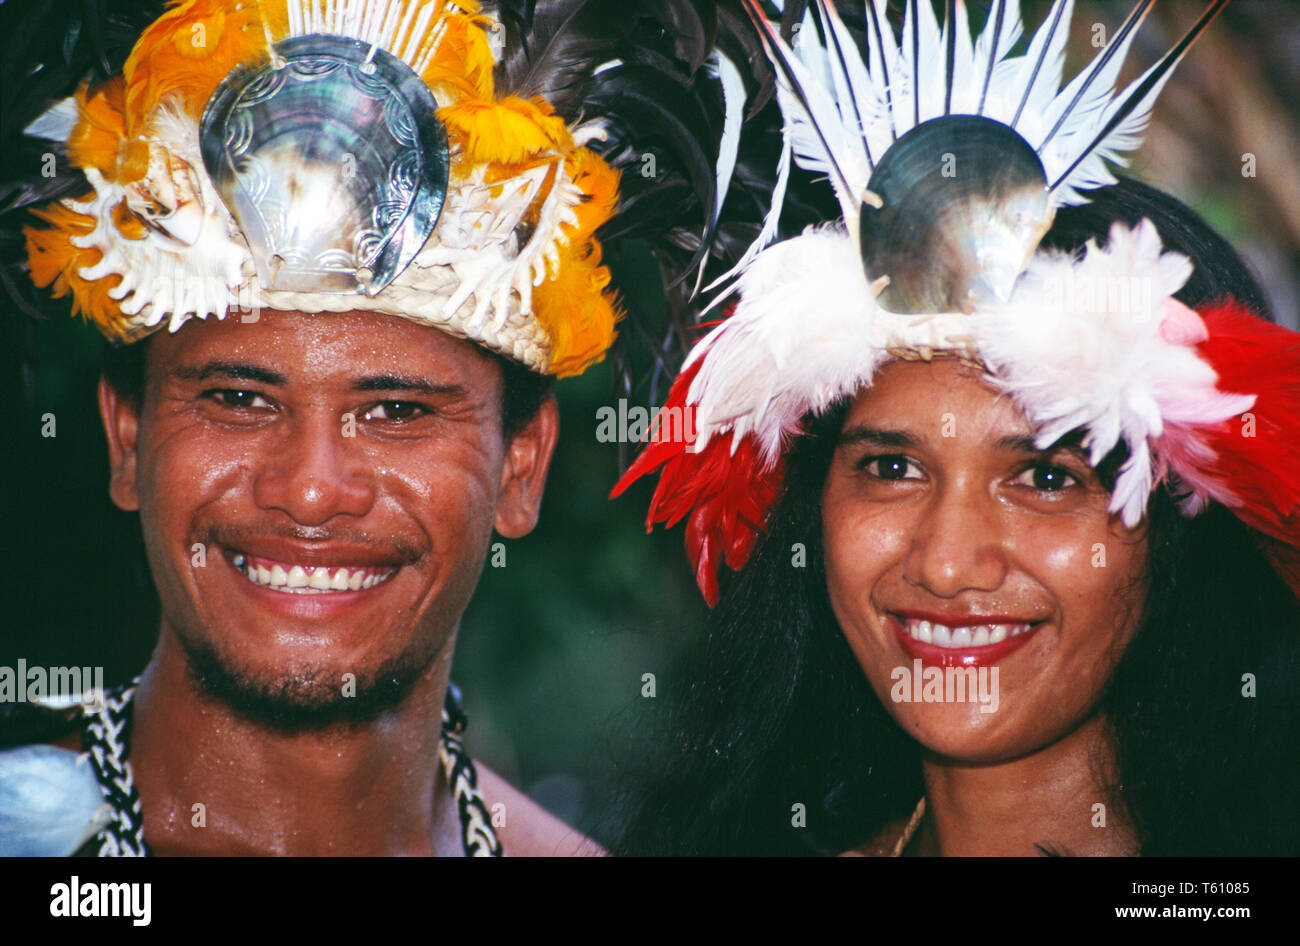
[23,0,623,377]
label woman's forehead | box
[846,358,1027,434]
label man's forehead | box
[149,309,497,389]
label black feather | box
[0,0,165,416]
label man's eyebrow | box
[351,375,469,397]
[171,362,286,385]
[837,425,920,448]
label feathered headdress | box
[9,0,738,379]
[614,0,1300,606]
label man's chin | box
[179,632,436,733]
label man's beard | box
[176,627,441,734]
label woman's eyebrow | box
[994,434,1091,461]
[993,434,1043,454]
[837,425,920,448]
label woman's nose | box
[902,480,1010,597]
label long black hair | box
[608,178,1300,856]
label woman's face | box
[821,358,1150,762]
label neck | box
[913,714,1137,856]
[129,629,461,856]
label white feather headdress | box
[613,0,1300,607]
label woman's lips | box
[889,612,1044,667]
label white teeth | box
[902,618,1034,648]
[232,554,395,594]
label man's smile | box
[215,539,412,618]
[229,552,398,593]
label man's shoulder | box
[474,763,605,857]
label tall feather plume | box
[1048,0,1232,198]
[740,0,858,208]
[974,0,1022,114]
[815,0,884,172]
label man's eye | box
[1013,463,1080,493]
[362,401,430,422]
[208,389,270,410]
[860,454,922,481]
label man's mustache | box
[200,523,426,565]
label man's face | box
[99,310,557,726]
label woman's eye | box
[1014,463,1080,493]
[860,454,922,481]
[362,401,429,422]
[208,389,270,410]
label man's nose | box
[902,479,1009,598]
[251,410,376,525]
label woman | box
[609,1,1300,856]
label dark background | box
[2,1,1297,847]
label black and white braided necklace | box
[81,679,502,857]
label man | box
[0,0,730,856]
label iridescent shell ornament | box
[200,35,450,296]
[859,116,1055,315]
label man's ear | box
[494,393,560,538]
[98,375,141,512]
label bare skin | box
[822,359,1147,856]
[91,308,599,856]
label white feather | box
[701,132,791,298]
[975,219,1253,526]
[945,0,978,114]
[23,96,79,141]
[774,7,872,218]
[990,0,1073,130]
[815,0,887,168]
[686,227,887,463]
[897,0,944,135]
[971,0,1023,87]
[864,0,906,147]
[708,50,745,234]
[1037,5,1152,201]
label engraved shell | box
[200,35,449,296]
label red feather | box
[1195,301,1300,556]
[611,359,785,606]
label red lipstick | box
[889,611,1044,667]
